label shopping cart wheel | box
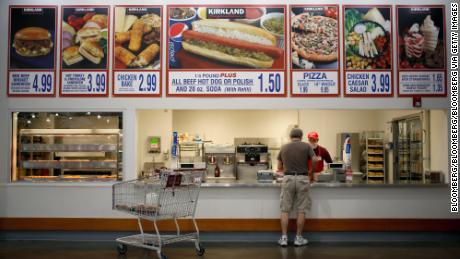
[117,244,127,255]
[196,244,205,256]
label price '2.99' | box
[139,74,157,92]
[87,74,106,93]
[32,74,52,92]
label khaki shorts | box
[280,175,311,213]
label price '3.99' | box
[371,74,390,93]
[87,74,106,92]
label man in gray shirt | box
[277,128,316,247]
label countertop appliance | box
[257,170,274,183]
[236,143,269,163]
[328,162,346,182]
[236,143,269,181]
[204,144,236,182]
[179,162,206,170]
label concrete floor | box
[1,241,460,259]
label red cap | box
[307,131,319,140]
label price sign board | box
[343,5,393,97]
[396,5,447,97]
[166,5,287,97]
[60,6,110,96]
[290,5,340,97]
[7,6,57,96]
[112,6,162,97]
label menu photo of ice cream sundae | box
[397,7,445,69]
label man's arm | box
[277,159,284,172]
[308,147,317,182]
[323,147,333,164]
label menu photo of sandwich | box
[397,7,445,69]
[61,7,108,69]
[9,7,56,69]
[113,7,161,69]
[168,6,286,69]
[291,6,339,70]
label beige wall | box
[136,110,173,175]
[430,110,449,178]
[172,110,298,144]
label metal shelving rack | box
[362,131,386,184]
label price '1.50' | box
[258,73,281,93]
[32,74,52,92]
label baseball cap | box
[307,131,319,140]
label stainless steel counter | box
[201,180,448,188]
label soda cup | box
[169,23,188,68]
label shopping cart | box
[113,169,205,259]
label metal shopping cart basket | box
[112,169,205,259]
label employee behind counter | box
[307,131,333,174]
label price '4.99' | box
[32,74,52,92]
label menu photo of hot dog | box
[114,7,161,70]
[397,6,445,70]
[168,6,286,69]
[61,7,109,69]
[9,7,56,69]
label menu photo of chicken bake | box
[397,6,445,70]
[168,6,286,69]
[291,6,339,70]
[113,7,161,70]
[61,7,109,69]
[9,7,56,69]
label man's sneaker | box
[294,236,308,246]
[278,236,288,247]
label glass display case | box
[12,112,123,182]
[392,112,430,184]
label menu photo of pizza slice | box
[291,6,339,70]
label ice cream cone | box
[420,15,439,52]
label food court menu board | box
[397,6,446,96]
[8,6,57,97]
[166,5,287,97]
[113,6,162,97]
[290,5,340,96]
[60,6,109,96]
[343,6,393,97]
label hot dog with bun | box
[181,20,283,68]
